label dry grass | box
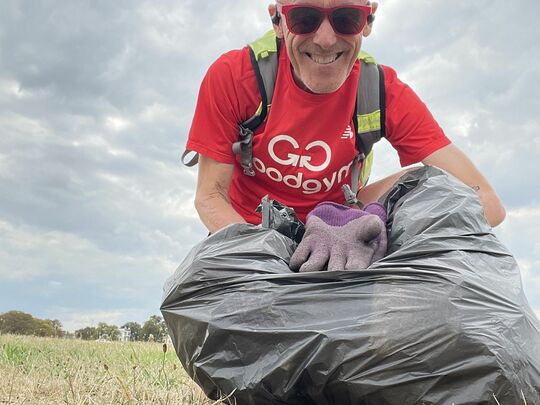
[3,334,529,404]
[0,334,218,405]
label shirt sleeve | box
[382,65,451,167]
[186,49,260,164]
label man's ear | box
[268,4,284,38]
[363,23,373,37]
[363,1,378,38]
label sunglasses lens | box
[331,8,365,35]
[287,7,324,34]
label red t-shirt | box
[187,44,450,224]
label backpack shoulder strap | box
[182,31,280,170]
[232,31,281,176]
[242,30,280,131]
[349,54,386,192]
[355,59,386,156]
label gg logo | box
[268,135,332,172]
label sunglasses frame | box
[277,4,373,36]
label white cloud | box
[495,206,540,256]
[0,219,185,283]
[105,116,132,132]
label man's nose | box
[311,16,338,49]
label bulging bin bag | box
[161,166,540,404]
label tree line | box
[0,310,169,342]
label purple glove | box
[289,202,387,273]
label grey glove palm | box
[289,202,387,273]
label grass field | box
[0,334,215,405]
[3,334,531,404]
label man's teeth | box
[308,53,342,64]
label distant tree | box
[75,326,98,340]
[47,319,65,338]
[0,311,64,337]
[141,315,168,342]
[96,322,121,341]
[33,319,55,337]
[121,322,142,341]
[0,311,36,335]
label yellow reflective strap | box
[254,102,263,116]
[357,110,381,134]
[359,150,374,188]
[246,102,273,126]
[254,102,272,117]
[249,31,278,61]
[358,50,377,64]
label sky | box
[0,0,539,332]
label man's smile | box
[305,52,344,65]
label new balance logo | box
[341,125,354,140]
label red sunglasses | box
[277,4,372,36]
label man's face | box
[273,0,368,94]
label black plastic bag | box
[161,166,540,404]
[256,195,305,244]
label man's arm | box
[422,144,506,227]
[194,154,246,234]
[356,145,505,227]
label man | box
[186,0,506,235]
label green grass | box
[0,334,215,404]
